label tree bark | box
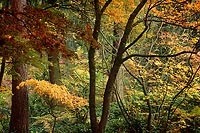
[9,0,29,132]
[99,54,122,133]
[88,46,99,132]
[99,1,147,132]
[48,49,61,85]
[89,0,147,132]
[88,0,105,132]
[112,23,124,102]
[113,68,124,100]
[88,7,101,133]
[0,57,5,86]
[9,61,28,133]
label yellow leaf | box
[191,37,199,44]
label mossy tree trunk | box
[112,23,124,102]
[48,49,61,85]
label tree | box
[0,1,76,132]
[1,0,199,132]
[0,57,5,86]
[86,0,200,132]
[9,0,29,132]
[0,1,7,87]
[48,48,62,85]
[111,23,124,102]
[87,0,148,132]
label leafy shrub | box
[0,86,11,133]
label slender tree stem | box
[0,57,5,86]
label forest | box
[0,0,200,132]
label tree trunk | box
[9,61,28,133]
[48,49,61,85]
[112,23,124,102]
[99,1,148,132]
[89,0,147,132]
[9,0,28,132]
[99,54,122,133]
[0,57,5,86]
[88,1,103,132]
[114,68,124,100]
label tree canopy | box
[0,0,200,132]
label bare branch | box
[148,18,200,30]
[123,64,143,86]
[101,0,112,13]
[117,0,148,53]
[122,51,197,63]
[122,0,157,53]
[165,64,200,130]
[123,25,148,53]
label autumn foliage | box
[17,79,88,109]
[1,0,200,132]
[153,0,200,29]
[0,6,77,59]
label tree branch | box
[123,25,148,53]
[122,0,158,53]
[122,51,197,63]
[101,0,112,13]
[164,64,200,131]
[148,17,200,30]
[99,1,148,132]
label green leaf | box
[190,106,200,116]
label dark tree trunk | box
[99,1,148,132]
[88,47,99,132]
[88,0,147,132]
[9,0,28,133]
[88,0,103,132]
[48,49,61,85]
[99,54,122,133]
[9,61,28,133]
[0,57,5,86]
